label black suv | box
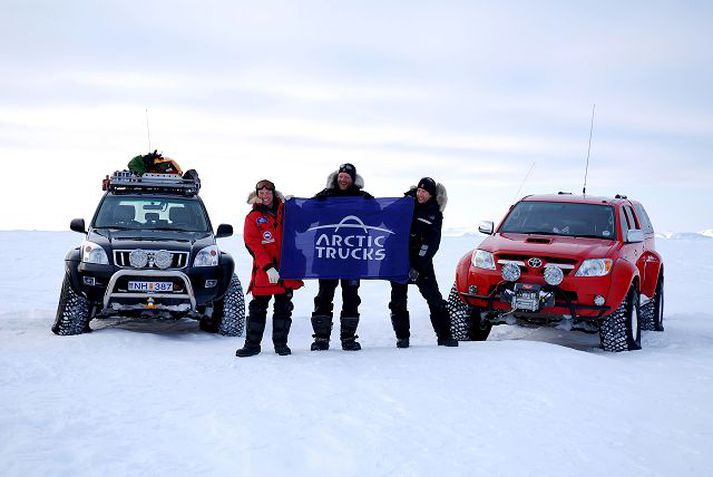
[52,172,245,336]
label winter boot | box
[340,316,361,351]
[273,318,292,356]
[274,344,291,356]
[235,342,261,357]
[390,312,410,347]
[437,336,459,347]
[310,314,333,351]
[431,300,457,347]
[273,293,294,356]
[235,301,267,357]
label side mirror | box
[478,221,494,235]
[626,229,644,243]
[216,224,233,239]
[70,218,86,234]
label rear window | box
[500,201,616,240]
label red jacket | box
[244,195,303,296]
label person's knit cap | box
[338,163,357,182]
[417,177,437,196]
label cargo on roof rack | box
[102,170,201,196]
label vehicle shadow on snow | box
[90,317,210,338]
[485,321,685,354]
[486,325,604,353]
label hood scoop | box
[526,237,552,244]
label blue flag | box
[280,197,415,282]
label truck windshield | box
[500,201,615,240]
[94,196,209,232]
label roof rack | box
[614,194,628,199]
[103,170,201,196]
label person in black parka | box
[311,163,373,351]
[389,177,458,348]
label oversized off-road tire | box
[204,274,245,337]
[52,273,92,335]
[447,283,491,341]
[640,274,664,332]
[600,285,641,352]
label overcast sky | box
[1,0,711,233]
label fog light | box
[501,262,521,282]
[543,265,564,286]
[205,279,218,288]
[129,249,148,268]
[83,276,95,286]
[594,295,605,306]
[154,250,172,270]
[468,285,478,295]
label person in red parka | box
[236,179,303,357]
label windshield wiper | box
[149,226,205,232]
[96,225,136,231]
[571,234,615,240]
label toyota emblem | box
[528,257,543,268]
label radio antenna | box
[145,108,152,152]
[513,161,536,203]
[582,103,596,196]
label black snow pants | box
[389,265,450,340]
[311,279,361,340]
[244,291,294,347]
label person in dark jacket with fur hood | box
[236,179,303,357]
[311,163,373,351]
[389,177,458,348]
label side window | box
[633,203,654,234]
[624,206,640,230]
[619,207,630,238]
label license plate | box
[513,283,541,311]
[128,281,173,292]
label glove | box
[266,267,280,284]
[284,194,294,201]
[408,268,419,282]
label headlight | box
[194,245,219,267]
[81,241,109,265]
[472,250,496,270]
[575,258,613,277]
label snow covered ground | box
[1,231,712,476]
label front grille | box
[497,253,578,276]
[114,250,189,269]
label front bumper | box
[103,269,196,313]
[70,260,233,313]
[460,279,611,327]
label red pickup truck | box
[448,193,664,351]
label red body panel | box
[455,194,663,322]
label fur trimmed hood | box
[408,183,448,212]
[247,190,285,205]
[326,171,365,190]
